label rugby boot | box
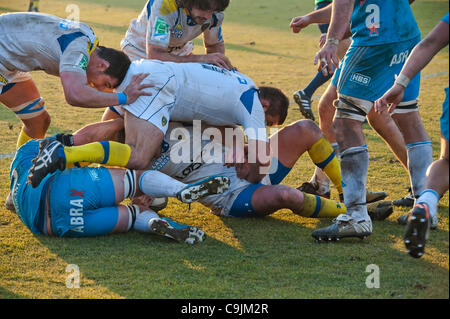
[297,181,330,199]
[393,188,415,207]
[366,189,388,203]
[177,175,230,204]
[367,200,393,221]
[398,211,438,230]
[404,203,431,258]
[312,214,372,242]
[293,90,315,121]
[149,217,206,244]
[28,139,66,188]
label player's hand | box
[314,42,339,75]
[374,83,405,114]
[203,53,234,70]
[290,16,311,33]
[319,33,327,48]
[123,73,154,104]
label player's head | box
[177,0,230,25]
[86,46,131,91]
[259,86,289,126]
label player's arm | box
[314,0,354,74]
[290,3,333,33]
[60,71,151,107]
[375,18,449,113]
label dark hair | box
[259,86,289,125]
[95,46,131,87]
[176,0,230,11]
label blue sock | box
[303,69,334,98]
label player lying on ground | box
[0,12,151,149]
[28,60,289,188]
[37,118,392,231]
[122,0,234,70]
[9,134,231,243]
[375,13,449,258]
[289,1,418,208]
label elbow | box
[64,90,81,106]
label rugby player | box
[290,3,414,205]
[44,117,392,224]
[9,129,231,243]
[0,12,151,149]
[121,0,233,70]
[375,13,449,258]
[308,0,433,241]
[28,60,289,187]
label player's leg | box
[311,94,373,241]
[269,119,342,199]
[0,79,50,148]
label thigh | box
[0,78,40,107]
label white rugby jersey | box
[116,59,268,141]
[0,12,98,78]
[121,0,224,58]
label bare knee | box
[291,119,321,137]
[273,185,298,206]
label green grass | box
[0,0,448,299]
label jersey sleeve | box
[59,37,91,74]
[203,12,225,47]
[146,2,176,49]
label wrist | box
[326,37,340,46]
[395,74,411,88]
[117,92,127,105]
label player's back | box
[168,62,263,128]
[350,0,420,46]
[0,12,96,75]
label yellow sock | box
[298,192,346,218]
[64,141,131,167]
[16,129,33,149]
[308,136,343,196]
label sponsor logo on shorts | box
[70,189,85,233]
[390,50,410,67]
[162,116,168,127]
[349,73,371,86]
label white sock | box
[340,145,369,222]
[406,141,433,201]
[417,189,439,218]
[133,209,160,233]
[139,170,186,198]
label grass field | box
[0,0,448,299]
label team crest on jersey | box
[172,24,184,38]
[153,17,170,42]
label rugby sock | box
[303,70,333,98]
[406,141,433,201]
[340,145,369,222]
[16,129,33,149]
[307,136,343,197]
[123,169,137,199]
[133,209,160,233]
[139,170,186,198]
[296,192,346,218]
[417,189,439,218]
[62,141,131,167]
